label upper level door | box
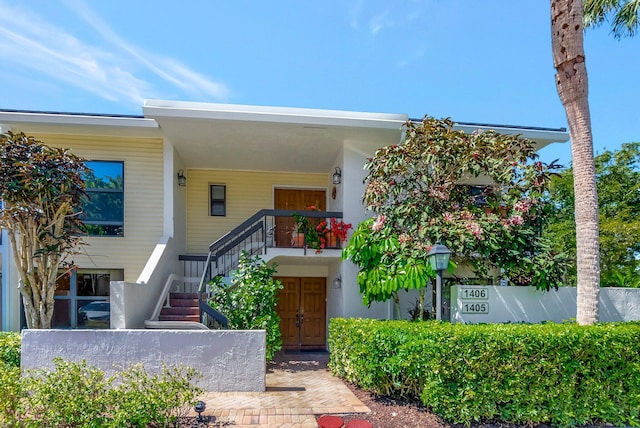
[274,189,326,247]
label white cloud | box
[0,0,231,108]
[369,10,394,35]
[348,0,365,29]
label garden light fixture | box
[427,242,451,321]
[194,400,206,422]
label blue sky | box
[0,0,638,167]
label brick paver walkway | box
[193,352,370,427]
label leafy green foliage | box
[0,358,203,427]
[357,116,567,291]
[0,131,88,328]
[0,332,21,368]
[106,364,203,427]
[342,218,435,313]
[329,318,640,427]
[21,358,111,427]
[584,0,640,39]
[0,333,21,425]
[208,253,283,360]
[545,142,640,287]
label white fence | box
[450,285,640,323]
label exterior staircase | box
[159,292,200,323]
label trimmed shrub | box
[0,332,20,368]
[0,357,203,427]
[21,358,111,427]
[106,363,203,427]
[0,366,21,426]
[328,318,640,427]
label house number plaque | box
[460,286,489,314]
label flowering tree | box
[0,131,87,328]
[345,116,567,315]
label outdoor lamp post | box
[427,242,451,321]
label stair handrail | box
[192,208,344,327]
[196,209,343,292]
[208,209,343,252]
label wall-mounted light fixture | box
[177,169,187,187]
[333,274,342,289]
[332,167,342,185]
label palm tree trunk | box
[551,0,600,324]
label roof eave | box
[143,99,408,130]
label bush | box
[0,358,203,427]
[329,318,640,427]
[107,364,203,427]
[21,358,111,427]
[0,332,21,368]
[0,366,21,426]
[209,252,283,360]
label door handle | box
[300,313,304,325]
[295,311,300,328]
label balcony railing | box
[179,208,345,289]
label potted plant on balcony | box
[292,206,323,251]
[329,217,352,246]
[291,207,352,253]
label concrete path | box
[195,351,370,427]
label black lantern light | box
[427,242,451,321]
[177,169,187,187]
[332,167,342,184]
[194,400,206,422]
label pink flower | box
[428,188,449,200]
[398,233,411,244]
[371,214,386,231]
[508,214,524,226]
[465,221,483,239]
[514,199,531,213]
[460,210,473,220]
[443,212,454,222]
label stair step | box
[169,298,199,307]
[159,314,200,322]
[160,307,199,316]
[170,292,199,300]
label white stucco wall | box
[21,329,266,392]
[339,140,394,320]
[451,285,640,323]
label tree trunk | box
[551,0,600,324]
[392,292,401,319]
[8,217,56,329]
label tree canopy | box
[0,131,87,328]
[545,142,640,287]
[584,0,640,38]
[344,116,568,316]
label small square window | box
[210,184,226,216]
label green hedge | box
[0,332,20,368]
[328,318,640,427]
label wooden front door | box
[274,189,326,247]
[276,277,326,350]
